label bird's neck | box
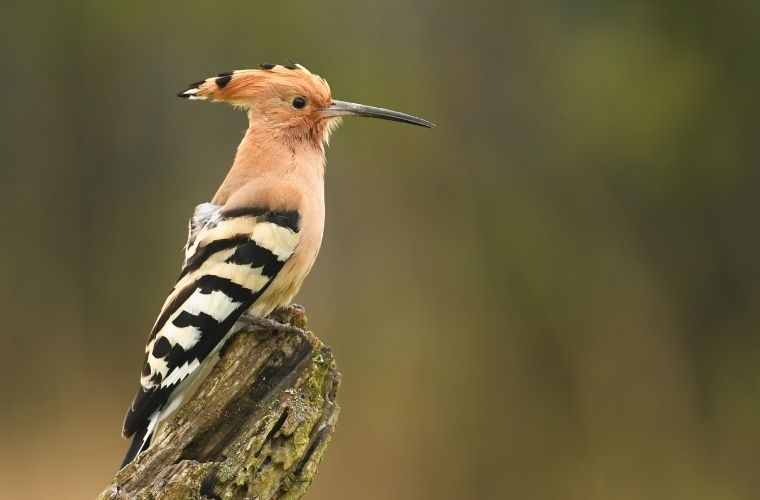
[212,123,326,205]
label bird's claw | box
[242,314,306,336]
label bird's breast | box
[248,181,325,317]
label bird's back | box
[121,179,320,465]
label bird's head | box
[178,63,433,148]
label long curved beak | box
[323,100,434,128]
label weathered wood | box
[99,306,340,500]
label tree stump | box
[98,306,340,500]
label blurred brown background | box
[2,1,759,499]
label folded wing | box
[121,203,301,450]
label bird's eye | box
[292,97,307,109]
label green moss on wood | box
[98,306,339,500]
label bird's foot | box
[241,314,306,335]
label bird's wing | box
[122,202,301,438]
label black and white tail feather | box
[120,202,300,468]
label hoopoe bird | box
[120,63,432,468]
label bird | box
[119,62,433,468]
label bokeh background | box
[2,1,759,498]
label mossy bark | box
[98,306,340,500]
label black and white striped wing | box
[122,203,300,440]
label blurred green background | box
[2,1,759,499]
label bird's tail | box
[119,424,151,469]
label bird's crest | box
[177,62,331,108]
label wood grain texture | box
[99,306,340,500]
